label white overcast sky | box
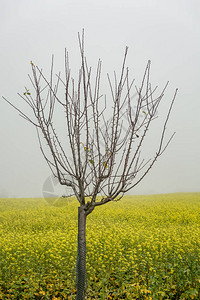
[0,0,199,197]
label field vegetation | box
[0,193,200,299]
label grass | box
[0,193,200,299]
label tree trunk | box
[75,206,87,300]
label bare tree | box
[3,31,177,299]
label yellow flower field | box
[0,193,200,299]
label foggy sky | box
[0,0,199,197]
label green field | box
[0,193,200,299]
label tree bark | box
[75,206,87,300]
